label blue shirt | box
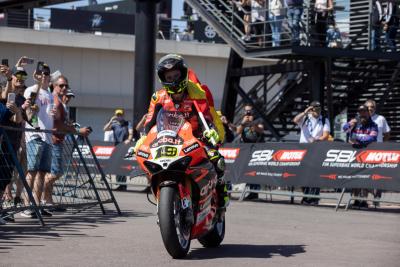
[343,118,378,146]
[111,119,132,145]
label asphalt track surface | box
[1,191,400,267]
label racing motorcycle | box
[135,108,225,258]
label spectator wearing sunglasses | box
[21,63,55,218]
[42,76,91,211]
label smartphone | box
[1,59,8,67]
[36,61,44,74]
[7,92,16,103]
[30,92,38,103]
[21,57,34,65]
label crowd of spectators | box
[0,56,91,223]
[175,0,398,51]
[215,96,391,208]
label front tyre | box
[158,186,191,258]
[198,214,225,247]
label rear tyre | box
[198,214,225,247]
[158,186,191,258]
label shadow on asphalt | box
[0,207,153,254]
[187,244,306,259]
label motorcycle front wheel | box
[158,186,191,259]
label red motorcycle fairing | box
[135,109,220,240]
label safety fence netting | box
[0,125,120,226]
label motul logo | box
[357,151,400,164]
[93,146,115,157]
[273,150,306,162]
[219,148,240,160]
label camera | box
[87,126,93,133]
[245,110,253,116]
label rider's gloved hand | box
[203,129,220,146]
[133,135,147,154]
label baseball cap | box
[309,101,321,108]
[12,66,27,76]
[115,109,124,115]
[66,89,75,98]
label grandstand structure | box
[185,0,400,142]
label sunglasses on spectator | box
[57,84,69,89]
[14,74,27,80]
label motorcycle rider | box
[135,54,228,209]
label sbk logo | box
[272,150,307,162]
[324,150,357,163]
[249,150,274,162]
[219,148,240,160]
[356,151,400,164]
[249,150,306,162]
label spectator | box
[251,0,266,46]
[0,90,24,224]
[135,113,148,138]
[269,0,285,47]
[236,103,264,199]
[383,0,399,52]
[217,110,236,143]
[343,105,378,208]
[286,0,303,46]
[42,76,91,212]
[103,109,134,191]
[371,0,384,51]
[21,64,55,218]
[293,101,330,204]
[326,22,342,48]
[311,0,333,47]
[0,62,30,215]
[235,0,252,41]
[365,99,390,206]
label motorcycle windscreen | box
[156,108,186,136]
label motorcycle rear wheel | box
[198,213,225,247]
[159,186,191,258]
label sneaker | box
[20,209,37,218]
[40,209,53,217]
[13,197,23,207]
[49,206,67,212]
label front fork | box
[156,179,194,226]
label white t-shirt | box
[371,113,390,142]
[298,114,331,143]
[104,130,115,142]
[24,85,54,144]
[251,0,266,22]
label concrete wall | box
[0,27,271,140]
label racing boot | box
[206,148,229,209]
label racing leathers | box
[143,79,228,209]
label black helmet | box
[156,54,188,94]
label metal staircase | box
[185,0,400,141]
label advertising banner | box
[51,8,135,34]
[237,142,400,191]
[85,141,400,191]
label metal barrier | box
[0,125,120,226]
